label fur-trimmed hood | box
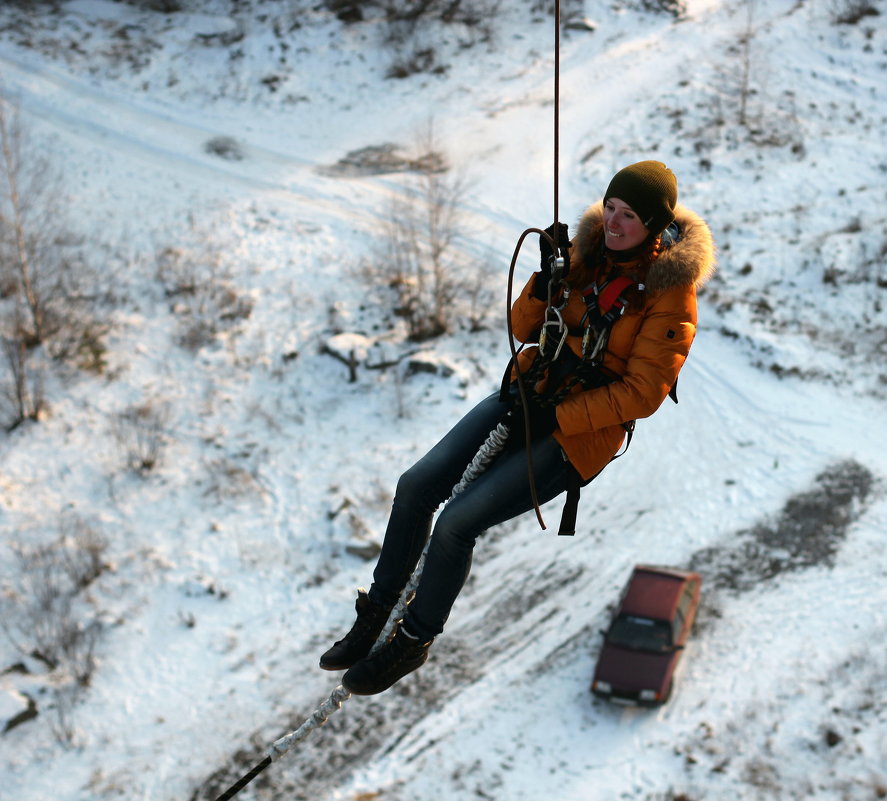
[572,201,716,294]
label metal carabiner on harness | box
[582,325,608,363]
[579,275,632,363]
[539,256,569,360]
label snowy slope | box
[0,2,885,800]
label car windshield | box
[607,614,673,653]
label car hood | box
[594,644,674,691]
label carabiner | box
[540,306,568,360]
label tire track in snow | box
[0,50,398,229]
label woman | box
[320,161,716,695]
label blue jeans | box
[368,392,572,642]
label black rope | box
[505,227,550,528]
[553,0,561,242]
[214,756,271,801]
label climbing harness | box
[502,267,640,535]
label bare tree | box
[0,95,110,428]
[0,96,50,344]
[1,327,44,430]
[0,95,103,353]
[736,0,756,129]
[0,96,69,346]
[377,124,491,341]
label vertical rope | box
[553,0,560,239]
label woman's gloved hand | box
[534,222,571,300]
[505,390,559,441]
[527,396,558,437]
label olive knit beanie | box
[604,161,678,236]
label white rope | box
[267,684,352,762]
[451,421,511,496]
[376,420,510,647]
[266,420,511,764]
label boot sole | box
[342,654,428,695]
[319,659,354,671]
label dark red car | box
[591,564,701,706]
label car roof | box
[619,565,697,620]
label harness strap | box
[585,275,635,314]
[558,466,582,536]
[557,419,635,535]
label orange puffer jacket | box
[511,202,716,481]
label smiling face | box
[603,197,650,251]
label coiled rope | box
[212,3,563,798]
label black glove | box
[505,389,558,442]
[527,397,558,437]
[534,222,570,300]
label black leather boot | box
[319,589,393,671]
[342,622,433,695]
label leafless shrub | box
[204,135,244,161]
[322,142,447,177]
[386,46,445,79]
[830,0,880,24]
[113,399,171,474]
[373,125,491,341]
[638,0,686,16]
[0,95,90,346]
[378,0,502,35]
[0,520,108,680]
[463,256,498,333]
[202,456,268,504]
[155,220,254,350]
[531,0,595,27]
[57,319,111,374]
[376,0,502,77]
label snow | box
[0,1,885,800]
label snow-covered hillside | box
[1,1,885,800]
